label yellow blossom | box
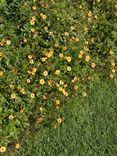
[78,54,83,59]
[23,38,27,43]
[112,69,116,73]
[33,68,37,73]
[9,115,14,120]
[55,70,60,75]
[109,50,114,55]
[32,16,36,21]
[74,86,79,90]
[30,20,35,25]
[65,56,72,62]
[21,88,26,95]
[31,28,35,33]
[59,80,64,85]
[56,100,60,105]
[11,93,16,99]
[67,66,71,71]
[43,71,48,76]
[88,10,93,17]
[15,143,20,149]
[57,117,62,123]
[0,71,3,76]
[40,79,45,85]
[29,59,34,64]
[0,146,6,153]
[91,62,96,68]
[28,55,33,59]
[82,92,87,97]
[110,73,114,79]
[41,57,47,62]
[111,61,116,67]
[32,6,37,11]
[6,40,11,45]
[26,79,31,84]
[85,55,90,62]
[30,93,35,98]
[59,53,64,58]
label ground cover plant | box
[0,0,117,154]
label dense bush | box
[0,0,116,153]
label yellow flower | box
[111,61,116,67]
[82,92,87,97]
[114,12,117,17]
[58,87,63,92]
[63,91,68,96]
[67,66,71,71]
[30,93,35,98]
[84,26,88,32]
[80,50,84,55]
[46,51,53,58]
[33,68,37,73]
[56,100,60,105]
[11,93,16,99]
[57,118,62,123]
[30,20,35,25]
[29,59,34,64]
[85,55,90,62]
[31,28,35,33]
[65,56,72,62]
[59,80,64,85]
[110,73,114,79]
[9,115,14,120]
[88,18,92,22]
[40,13,47,20]
[87,76,91,80]
[21,88,26,95]
[0,146,6,153]
[109,50,114,55]
[10,84,14,89]
[64,32,69,36]
[42,95,47,100]
[91,62,96,68]
[49,31,54,36]
[26,79,31,84]
[28,55,33,59]
[40,79,45,85]
[40,107,44,112]
[88,10,93,17]
[112,69,116,73]
[48,80,53,86]
[32,6,37,10]
[15,143,20,149]
[41,57,47,62]
[6,40,11,45]
[55,70,60,75]
[78,54,83,59]
[0,52,4,57]
[115,4,117,8]
[23,38,27,43]
[0,71,3,76]
[59,53,64,58]
[43,71,48,76]
[32,16,36,21]
[74,86,79,90]
[63,46,67,51]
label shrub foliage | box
[0,0,117,153]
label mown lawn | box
[10,79,117,156]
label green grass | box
[11,79,117,156]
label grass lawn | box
[13,79,117,156]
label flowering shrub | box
[0,0,117,153]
